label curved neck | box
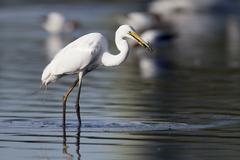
[101,33,129,67]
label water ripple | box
[1,116,239,132]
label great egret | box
[41,24,151,126]
[42,12,79,34]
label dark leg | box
[75,73,83,126]
[75,80,82,126]
[62,79,79,126]
[62,121,67,153]
[76,123,81,160]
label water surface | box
[0,2,240,160]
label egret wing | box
[50,34,103,75]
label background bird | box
[42,12,80,34]
[134,29,176,79]
[41,24,151,126]
[120,12,159,33]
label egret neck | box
[101,31,130,67]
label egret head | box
[117,25,152,51]
[41,64,60,87]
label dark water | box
[0,2,240,160]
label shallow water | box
[0,2,240,160]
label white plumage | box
[42,33,105,85]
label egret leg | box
[76,123,81,160]
[75,72,83,126]
[63,79,79,126]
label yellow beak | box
[129,31,152,51]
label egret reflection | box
[63,123,81,160]
[45,34,63,60]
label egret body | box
[41,25,151,126]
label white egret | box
[41,24,151,126]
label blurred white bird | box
[135,29,176,79]
[42,12,79,34]
[120,12,159,32]
[141,30,176,48]
[148,0,235,17]
[148,0,193,17]
[146,0,240,69]
[41,25,151,125]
